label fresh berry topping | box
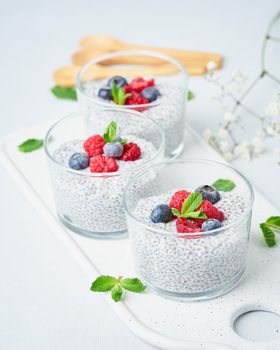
[103,142,124,158]
[128,77,155,92]
[118,142,141,161]
[107,76,128,88]
[151,204,173,223]
[89,155,118,173]
[176,218,202,233]
[141,87,160,102]
[125,91,149,105]
[200,200,224,222]
[114,135,122,143]
[169,190,191,211]
[195,185,221,204]
[202,219,222,231]
[98,87,112,100]
[83,135,105,157]
[68,152,89,170]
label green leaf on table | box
[90,276,117,292]
[18,138,44,153]
[260,223,276,247]
[103,121,117,143]
[187,90,195,101]
[51,85,77,100]
[212,179,236,192]
[90,275,146,302]
[120,278,146,293]
[111,283,123,302]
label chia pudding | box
[124,161,253,299]
[131,190,248,295]
[77,70,187,159]
[45,111,164,238]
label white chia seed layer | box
[49,136,157,234]
[130,191,250,294]
[79,79,186,158]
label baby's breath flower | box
[223,152,234,161]
[266,125,277,136]
[207,61,216,72]
[272,122,280,134]
[265,102,280,116]
[217,128,229,139]
[220,140,230,152]
[224,112,237,122]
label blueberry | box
[195,185,221,204]
[202,219,222,231]
[114,135,122,143]
[141,87,160,102]
[107,76,128,88]
[103,142,124,158]
[98,87,112,100]
[68,152,89,170]
[151,204,173,223]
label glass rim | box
[123,159,255,237]
[76,49,189,109]
[44,109,165,178]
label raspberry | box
[176,218,202,233]
[125,91,149,106]
[89,155,118,173]
[83,135,105,157]
[128,77,155,93]
[201,200,224,221]
[169,190,191,211]
[118,142,141,161]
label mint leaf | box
[103,121,117,143]
[18,139,44,153]
[120,138,128,145]
[212,179,236,192]
[51,86,77,100]
[120,278,146,293]
[90,276,117,292]
[111,83,130,105]
[187,90,195,101]
[182,210,207,219]
[266,216,280,232]
[171,208,180,217]
[260,223,276,247]
[181,192,203,214]
[111,283,123,302]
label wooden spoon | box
[53,63,205,88]
[72,47,220,68]
[79,35,223,68]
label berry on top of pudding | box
[150,188,225,234]
[98,75,161,105]
[68,121,142,173]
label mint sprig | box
[187,90,195,101]
[171,192,207,219]
[103,121,117,143]
[18,138,44,153]
[212,179,236,192]
[260,216,280,247]
[90,275,146,302]
[111,83,131,105]
[51,85,77,100]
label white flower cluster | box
[203,66,280,163]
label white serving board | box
[1,121,280,350]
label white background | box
[1,0,280,349]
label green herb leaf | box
[181,192,203,214]
[266,216,280,232]
[171,208,181,217]
[51,85,77,100]
[111,283,123,302]
[212,179,236,192]
[120,278,146,293]
[187,90,195,101]
[18,139,44,153]
[182,210,208,219]
[103,121,117,143]
[120,138,128,145]
[111,83,130,105]
[90,276,117,292]
[260,223,276,247]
